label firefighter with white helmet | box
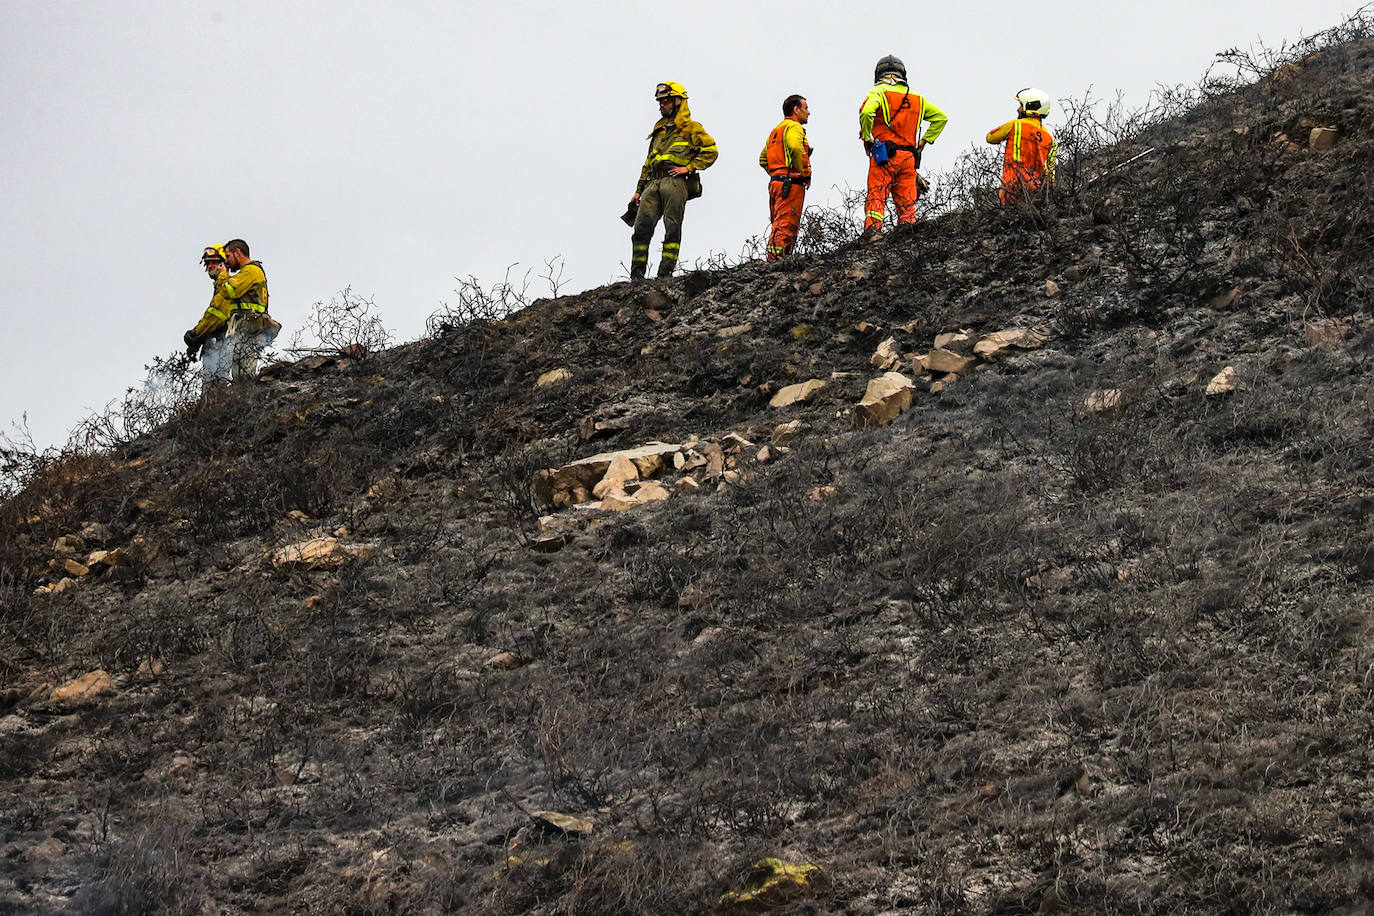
[986,88,1057,204]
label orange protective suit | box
[986,117,1056,204]
[858,81,947,230]
[759,117,811,260]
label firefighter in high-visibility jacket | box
[859,55,948,233]
[759,94,812,261]
[184,244,236,382]
[214,238,280,381]
[986,88,1057,205]
[628,81,718,281]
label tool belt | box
[769,173,812,196]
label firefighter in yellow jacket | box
[759,94,812,260]
[628,81,718,281]
[185,244,236,382]
[215,238,280,381]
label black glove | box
[863,140,873,156]
[184,330,201,358]
[912,148,923,168]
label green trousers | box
[631,175,688,280]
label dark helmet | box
[874,54,906,83]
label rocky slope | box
[3,26,1374,915]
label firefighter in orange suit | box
[759,95,812,260]
[859,55,947,233]
[986,88,1057,204]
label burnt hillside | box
[3,23,1374,915]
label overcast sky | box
[0,1,1362,451]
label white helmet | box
[1016,87,1051,117]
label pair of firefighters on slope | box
[628,58,1058,274]
[185,239,280,383]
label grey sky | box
[0,1,1361,450]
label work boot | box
[630,265,646,284]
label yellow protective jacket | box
[759,118,811,178]
[215,261,270,314]
[636,100,718,195]
[858,79,948,145]
[191,279,236,339]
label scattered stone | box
[870,337,903,370]
[720,858,825,910]
[601,481,671,512]
[769,379,827,408]
[846,267,870,280]
[854,321,879,334]
[933,330,976,356]
[87,548,130,570]
[853,373,915,428]
[50,670,116,704]
[1205,366,1238,397]
[1085,389,1125,412]
[1309,126,1337,150]
[304,595,325,609]
[34,578,76,596]
[533,443,682,508]
[676,477,701,495]
[756,445,773,463]
[925,349,977,375]
[531,811,594,837]
[644,308,662,322]
[700,443,726,477]
[808,281,826,295]
[677,584,703,607]
[485,652,522,670]
[600,492,638,511]
[53,535,87,555]
[286,509,312,522]
[272,536,377,569]
[578,416,624,441]
[717,323,753,339]
[897,320,920,334]
[772,420,805,445]
[64,558,90,578]
[536,368,573,388]
[531,533,570,553]
[592,454,640,499]
[635,481,671,503]
[930,374,958,394]
[135,657,165,680]
[720,432,754,451]
[1305,318,1348,349]
[974,328,1048,359]
[1045,280,1062,298]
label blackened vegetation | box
[4,17,1374,915]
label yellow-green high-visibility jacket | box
[636,100,718,195]
[190,280,236,339]
[215,260,270,315]
[858,78,948,146]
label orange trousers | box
[864,150,918,229]
[766,179,806,260]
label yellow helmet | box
[654,81,687,101]
[200,243,226,265]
